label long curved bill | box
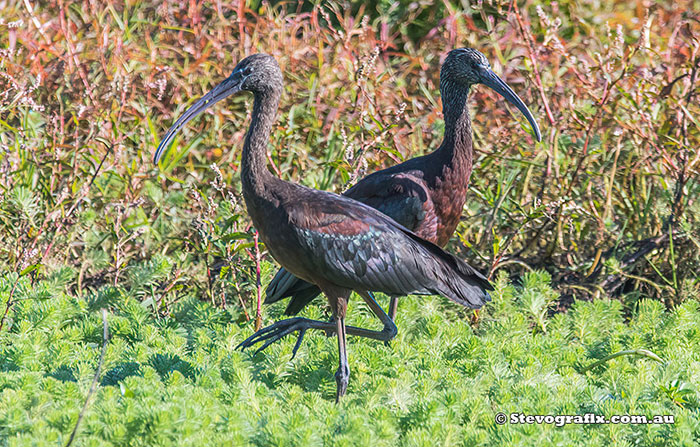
[153,73,245,164]
[478,67,542,142]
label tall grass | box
[0,0,698,323]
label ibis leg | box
[335,316,349,402]
[387,296,399,321]
[357,291,397,343]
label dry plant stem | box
[267,151,282,178]
[624,270,666,296]
[204,255,214,305]
[237,287,251,321]
[0,276,20,334]
[58,0,96,104]
[511,1,555,126]
[220,289,227,310]
[599,233,669,291]
[254,231,262,331]
[159,268,183,315]
[65,308,109,447]
[586,139,622,276]
[22,0,52,47]
[586,249,603,278]
[39,144,113,263]
[580,349,663,373]
[491,258,535,274]
[566,282,606,298]
[161,269,183,296]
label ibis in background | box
[266,48,541,322]
[153,53,493,401]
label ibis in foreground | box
[154,53,493,401]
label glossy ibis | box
[153,53,493,401]
[266,48,541,323]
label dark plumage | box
[266,48,541,319]
[285,191,491,307]
[153,53,494,401]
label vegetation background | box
[0,0,698,445]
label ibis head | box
[441,48,542,142]
[153,53,282,164]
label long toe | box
[237,318,305,353]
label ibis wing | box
[292,216,427,296]
[286,193,491,308]
[344,171,430,232]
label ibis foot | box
[237,298,398,357]
[236,317,333,358]
[335,363,349,402]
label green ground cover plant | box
[0,0,698,445]
[1,269,699,446]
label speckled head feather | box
[232,53,283,94]
[440,48,491,85]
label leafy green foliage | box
[1,269,699,445]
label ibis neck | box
[437,82,473,165]
[241,88,280,198]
